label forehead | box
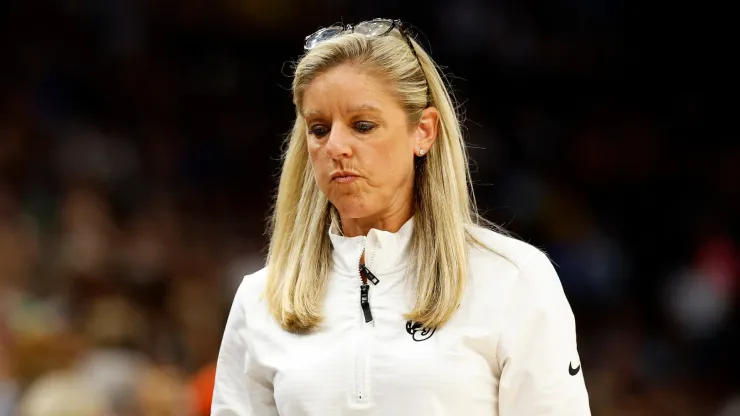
[301,64,398,117]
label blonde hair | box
[266,26,496,333]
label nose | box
[324,124,353,160]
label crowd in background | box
[1,0,738,415]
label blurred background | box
[0,0,737,415]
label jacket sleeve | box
[211,280,279,416]
[497,251,591,415]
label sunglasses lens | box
[354,20,393,37]
[305,26,343,49]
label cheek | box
[306,144,326,173]
[384,146,414,179]
[360,153,411,193]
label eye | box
[309,125,329,138]
[354,121,376,133]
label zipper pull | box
[360,284,373,323]
[360,264,380,285]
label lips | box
[331,171,359,183]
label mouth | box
[331,171,360,184]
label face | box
[302,63,438,226]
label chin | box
[330,197,372,219]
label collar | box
[328,217,415,275]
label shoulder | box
[466,226,565,307]
[229,267,270,316]
[467,225,551,275]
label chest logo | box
[405,321,436,342]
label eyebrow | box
[303,103,383,119]
[347,103,382,114]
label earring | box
[418,148,425,156]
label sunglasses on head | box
[303,19,431,107]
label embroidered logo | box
[405,321,435,342]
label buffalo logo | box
[405,321,435,342]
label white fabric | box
[212,218,591,415]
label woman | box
[212,18,591,415]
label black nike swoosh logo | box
[569,362,581,376]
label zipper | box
[360,263,380,285]
[354,238,380,405]
[360,284,373,323]
[358,264,379,323]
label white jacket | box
[212,219,591,415]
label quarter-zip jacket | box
[212,219,591,415]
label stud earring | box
[419,149,425,156]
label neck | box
[340,200,414,238]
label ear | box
[414,107,439,157]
